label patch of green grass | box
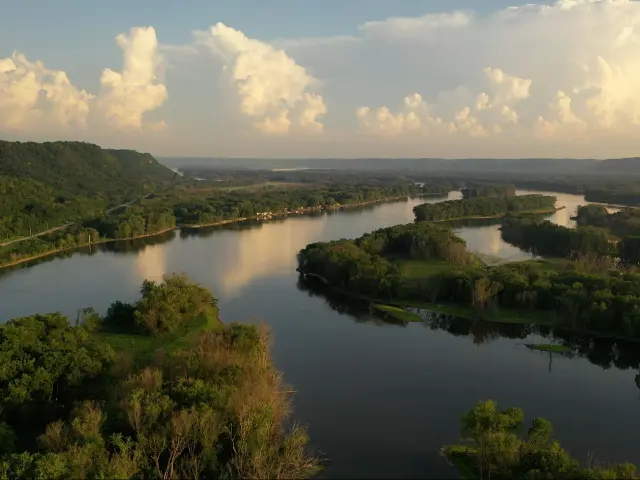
[441,445,478,480]
[94,308,222,363]
[525,343,572,354]
[371,304,422,323]
[394,259,453,278]
[335,289,553,326]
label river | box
[0,190,635,478]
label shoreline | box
[0,227,177,269]
[178,195,411,230]
[298,271,640,344]
[0,196,411,270]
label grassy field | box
[93,307,222,364]
[394,259,454,278]
[371,303,422,323]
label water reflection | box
[298,277,640,375]
[133,243,168,282]
[182,217,327,299]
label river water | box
[0,190,635,478]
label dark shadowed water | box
[0,190,635,479]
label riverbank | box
[0,195,413,270]
[303,279,640,344]
[178,195,412,229]
[0,227,175,270]
[330,286,549,325]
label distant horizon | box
[2,137,637,162]
[157,155,618,161]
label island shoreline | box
[298,272,640,344]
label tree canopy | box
[444,400,638,479]
[413,194,556,222]
[0,274,320,479]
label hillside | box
[0,140,177,240]
[0,141,175,199]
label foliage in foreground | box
[0,274,320,479]
[444,400,638,479]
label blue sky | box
[1,0,542,83]
[1,0,638,159]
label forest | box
[0,141,179,242]
[413,194,557,222]
[0,274,320,479]
[0,182,429,267]
[297,220,640,339]
[499,218,617,260]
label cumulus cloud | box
[0,27,167,136]
[0,52,92,131]
[194,22,326,134]
[98,26,168,131]
[353,0,640,152]
[357,67,531,138]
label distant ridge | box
[159,156,640,175]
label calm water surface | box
[0,191,635,479]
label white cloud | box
[0,27,167,136]
[356,67,531,138]
[0,52,92,131]
[98,26,168,131]
[350,0,640,155]
[194,22,326,134]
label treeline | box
[413,194,557,222]
[500,218,616,259]
[179,167,465,194]
[461,184,515,199]
[173,183,428,226]
[444,400,637,479]
[584,189,640,206]
[0,274,319,479]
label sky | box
[2,0,640,159]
